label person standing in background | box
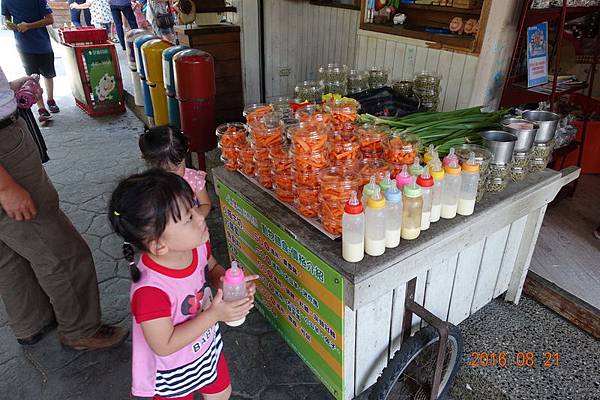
[109,0,137,51]
[67,0,91,27]
[70,0,117,43]
[1,0,60,123]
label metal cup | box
[480,130,518,165]
[501,118,538,153]
[522,110,560,144]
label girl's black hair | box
[108,169,195,282]
[138,125,190,170]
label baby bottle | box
[342,191,365,262]
[401,177,423,240]
[384,185,403,248]
[416,168,434,230]
[423,144,436,164]
[222,261,247,326]
[457,152,480,216]
[429,156,445,223]
[408,156,424,177]
[365,186,386,257]
[395,164,412,191]
[443,147,458,167]
[379,171,394,194]
[362,175,377,205]
[441,158,462,219]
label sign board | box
[82,47,120,105]
[216,180,345,400]
[527,22,548,88]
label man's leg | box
[0,240,55,341]
[111,5,126,51]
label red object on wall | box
[173,49,216,169]
[561,94,600,174]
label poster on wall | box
[527,22,548,88]
[216,180,346,400]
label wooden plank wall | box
[354,31,479,111]
[262,0,360,101]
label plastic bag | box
[347,86,421,118]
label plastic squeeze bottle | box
[441,158,462,219]
[395,164,412,191]
[379,171,394,194]
[457,152,480,216]
[443,147,458,167]
[423,144,436,164]
[401,177,423,240]
[222,261,247,326]
[408,156,424,177]
[362,175,377,205]
[416,168,434,230]
[384,185,403,248]
[429,156,445,223]
[342,191,365,262]
[365,186,386,256]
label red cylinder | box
[173,49,217,165]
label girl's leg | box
[202,385,232,400]
[70,8,82,27]
[110,5,126,50]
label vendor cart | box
[213,165,579,400]
[60,27,125,117]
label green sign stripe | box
[223,219,343,331]
[226,237,343,363]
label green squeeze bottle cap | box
[409,156,424,177]
[367,186,386,208]
[403,176,422,198]
[379,171,394,193]
[363,175,377,200]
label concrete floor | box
[0,30,599,400]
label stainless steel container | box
[501,118,538,152]
[480,130,518,165]
[522,110,560,144]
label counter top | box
[214,166,577,309]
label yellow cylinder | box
[141,39,172,126]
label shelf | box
[525,6,600,25]
[360,22,476,50]
[552,140,579,159]
[397,3,482,15]
[503,81,588,105]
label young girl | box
[139,125,212,217]
[109,169,257,400]
[69,0,116,42]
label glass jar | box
[413,70,441,92]
[347,70,369,94]
[529,140,555,172]
[324,80,347,96]
[293,148,330,173]
[368,67,389,89]
[273,173,294,204]
[293,167,323,189]
[294,185,320,218]
[356,123,390,157]
[486,163,510,192]
[270,97,293,118]
[413,88,440,111]
[290,123,329,155]
[294,80,324,103]
[239,145,255,176]
[243,103,273,126]
[295,104,333,127]
[250,112,284,148]
[511,151,531,182]
[326,99,360,129]
[270,146,293,175]
[220,147,239,171]
[328,131,361,166]
[392,80,414,97]
[319,166,360,235]
[216,122,248,148]
[255,160,273,189]
[384,132,420,167]
[318,63,349,82]
[357,158,390,188]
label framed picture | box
[309,0,361,11]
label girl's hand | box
[208,289,254,324]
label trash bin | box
[162,45,188,128]
[125,29,151,107]
[134,34,158,125]
[174,49,216,170]
[142,39,172,126]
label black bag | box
[348,87,421,118]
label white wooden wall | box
[262,0,360,101]
[354,30,479,111]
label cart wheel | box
[369,324,463,400]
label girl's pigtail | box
[123,242,141,283]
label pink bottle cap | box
[395,164,412,190]
[224,261,245,286]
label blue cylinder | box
[134,34,158,121]
[162,45,188,128]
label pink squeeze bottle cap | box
[396,164,412,189]
[224,261,245,285]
